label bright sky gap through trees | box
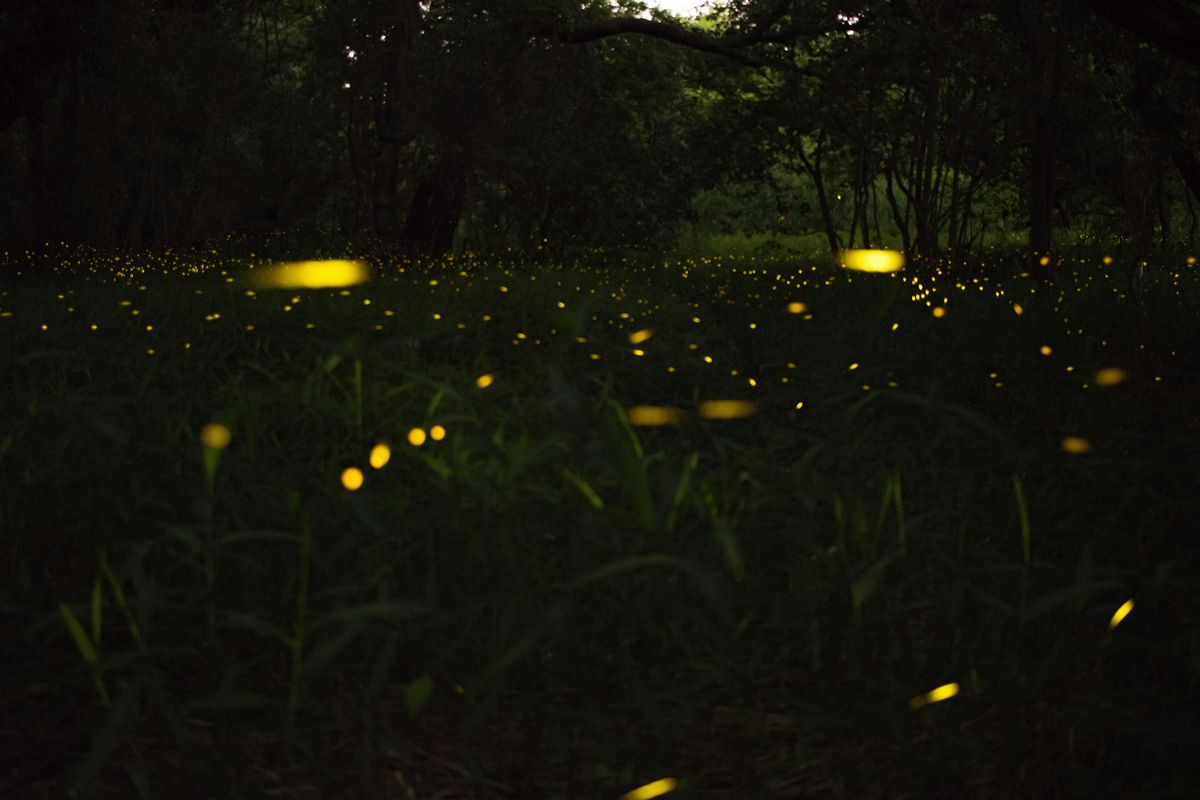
[632,0,712,17]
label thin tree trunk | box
[1028,27,1065,278]
[1184,176,1198,249]
[884,160,912,256]
[368,0,420,245]
[796,130,840,253]
[400,159,467,256]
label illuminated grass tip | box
[251,259,369,289]
[839,249,904,273]
[621,777,678,800]
[200,423,231,450]
[627,405,686,426]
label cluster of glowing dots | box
[340,425,447,492]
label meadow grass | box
[1,246,1198,799]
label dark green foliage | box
[2,248,1198,797]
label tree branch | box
[536,0,806,69]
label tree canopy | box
[2,0,1197,265]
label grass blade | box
[1013,474,1032,566]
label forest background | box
[4,0,1199,269]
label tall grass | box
[1,247,1197,799]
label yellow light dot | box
[1039,255,1050,266]
[251,259,370,289]
[691,316,700,324]
[369,443,391,469]
[1012,303,1023,316]
[200,423,231,450]
[891,322,899,331]
[430,425,446,441]
[1061,436,1092,454]
[697,400,757,419]
[476,373,494,388]
[848,362,859,370]
[839,249,905,273]
[910,682,959,710]
[341,467,364,491]
[408,428,427,446]
[631,348,645,357]
[1103,255,1114,265]
[1040,345,1052,356]
[621,777,678,800]
[794,401,804,410]
[787,301,808,314]
[627,405,686,426]
[1109,598,1134,630]
[629,328,654,344]
[1186,256,1196,266]
[1094,367,1129,387]
[932,306,946,318]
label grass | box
[1,245,1199,799]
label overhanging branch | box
[535,0,806,69]
[546,18,770,66]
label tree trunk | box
[796,130,840,254]
[1171,149,1200,208]
[1027,27,1065,279]
[368,0,421,245]
[884,161,912,256]
[400,160,467,256]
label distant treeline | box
[2,0,1198,268]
